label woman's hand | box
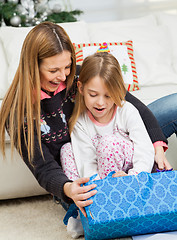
[63,177,97,217]
[154,146,172,170]
[112,170,128,178]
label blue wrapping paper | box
[80,171,177,240]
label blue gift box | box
[80,171,177,240]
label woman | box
[0,22,171,218]
[0,22,96,217]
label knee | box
[61,142,72,153]
[148,93,177,118]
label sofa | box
[0,12,177,200]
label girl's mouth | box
[95,107,105,112]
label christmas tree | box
[0,0,83,27]
[121,64,129,75]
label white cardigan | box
[71,101,154,178]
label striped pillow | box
[73,40,139,91]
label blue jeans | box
[148,93,177,139]
[53,195,70,211]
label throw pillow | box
[73,41,139,91]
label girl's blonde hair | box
[69,52,126,133]
[0,21,76,165]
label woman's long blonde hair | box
[0,21,76,164]
[69,52,126,133]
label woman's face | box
[39,50,72,93]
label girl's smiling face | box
[39,50,72,93]
[78,75,115,124]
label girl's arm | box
[71,119,98,178]
[125,92,172,170]
[123,102,155,174]
[125,91,167,144]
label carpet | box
[0,194,132,240]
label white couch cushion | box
[156,13,177,74]
[0,21,89,88]
[0,26,34,87]
[87,24,177,87]
[59,21,89,43]
[0,145,47,199]
[0,100,10,143]
[87,14,157,34]
[131,84,177,105]
[0,39,8,99]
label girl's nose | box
[97,96,104,106]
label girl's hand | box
[112,170,128,178]
[154,146,172,170]
[63,177,97,217]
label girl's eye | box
[105,95,110,98]
[90,94,97,97]
[50,70,57,73]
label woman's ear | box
[77,81,83,95]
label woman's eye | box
[90,94,97,97]
[105,95,110,98]
[66,65,71,69]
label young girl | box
[61,52,155,181]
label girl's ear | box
[77,81,83,95]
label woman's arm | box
[64,179,97,217]
[21,132,73,203]
[21,132,97,214]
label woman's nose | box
[57,70,66,82]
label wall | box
[70,0,119,22]
[70,0,177,22]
